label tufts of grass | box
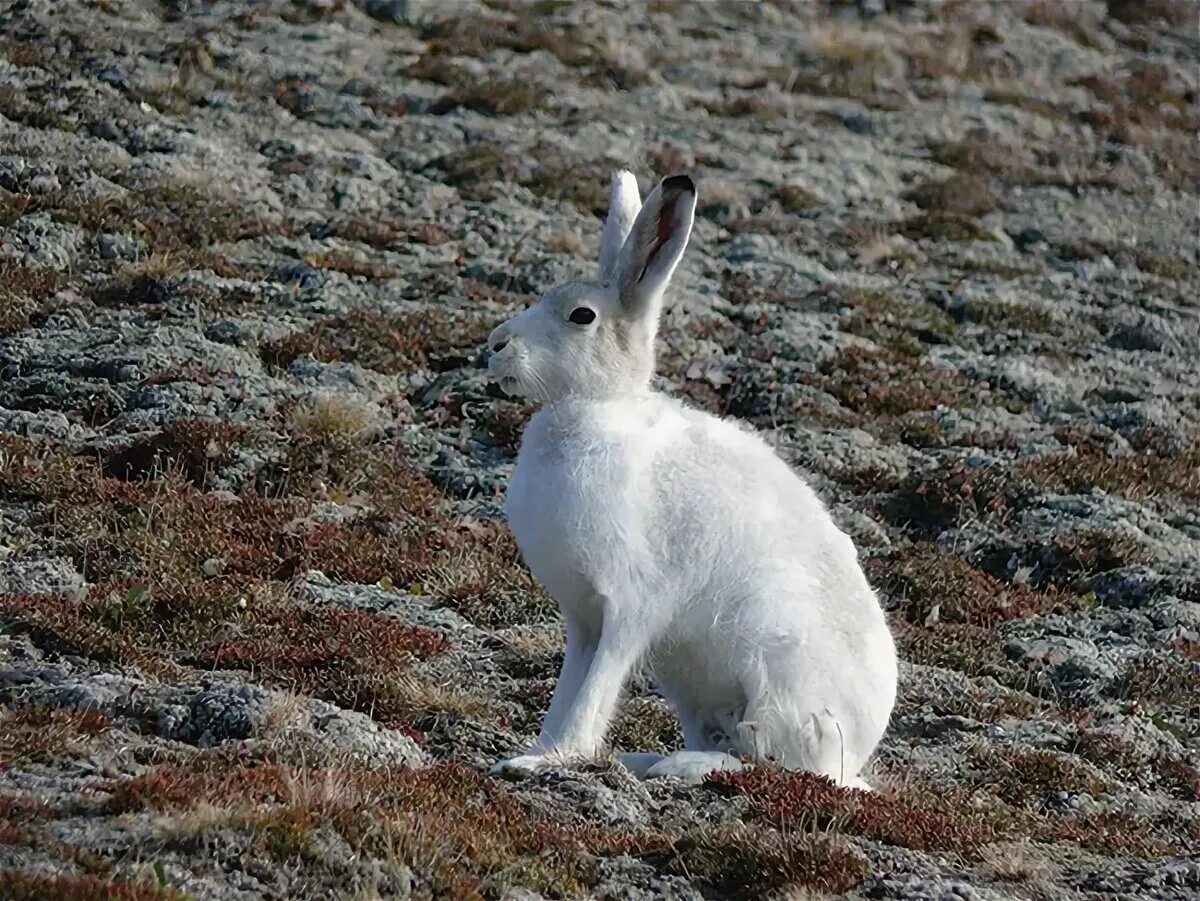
[419,14,648,90]
[894,674,1050,724]
[0,707,112,768]
[870,543,1080,628]
[430,141,612,213]
[904,173,999,218]
[893,619,1014,682]
[319,215,451,249]
[1073,727,1200,800]
[700,92,786,121]
[927,135,1129,191]
[610,697,682,755]
[668,827,870,899]
[0,260,63,335]
[430,142,520,202]
[1075,61,1197,139]
[709,767,1003,856]
[1112,643,1200,714]
[897,211,996,243]
[409,53,547,117]
[1057,238,1200,283]
[800,347,1020,422]
[712,764,1191,860]
[942,257,1040,280]
[1023,0,1106,48]
[102,419,252,487]
[1018,434,1200,502]
[0,181,274,273]
[818,287,957,357]
[966,745,1115,810]
[954,299,1058,333]
[1105,0,1198,27]
[0,83,77,131]
[0,873,183,901]
[260,309,495,375]
[0,438,488,723]
[419,523,555,629]
[94,755,872,898]
[929,136,1035,180]
[524,144,612,215]
[882,457,1018,537]
[0,795,57,825]
[98,760,635,897]
[768,183,822,213]
[1046,528,1154,587]
[302,251,398,281]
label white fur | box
[486,172,897,786]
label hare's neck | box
[535,390,657,431]
[545,388,655,413]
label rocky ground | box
[1,0,1198,898]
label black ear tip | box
[662,174,695,195]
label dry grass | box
[869,543,1080,628]
[800,347,1021,422]
[302,251,399,281]
[881,457,1019,536]
[0,260,62,334]
[977,840,1057,892]
[1023,0,1107,48]
[89,756,865,898]
[418,14,649,90]
[928,135,1132,192]
[816,287,958,357]
[0,707,112,768]
[1018,434,1200,502]
[965,744,1115,810]
[904,173,999,218]
[610,697,682,755]
[712,764,1192,860]
[0,873,183,901]
[408,53,547,116]
[954,299,1058,334]
[0,436,546,727]
[260,309,495,375]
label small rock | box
[0,557,87,599]
[204,319,253,346]
[1107,320,1169,352]
[361,1,410,25]
[1012,227,1048,252]
[97,233,143,261]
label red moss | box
[711,764,1191,860]
[708,766,1002,854]
[870,543,1078,627]
[259,309,494,375]
[0,794,56,824]
[801,347,1017,420]
[0,706,113,768]
[0,873,180,901]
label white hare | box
[486,171,896,787]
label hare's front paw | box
[489,753,567,780]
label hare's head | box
[486,171,696,403]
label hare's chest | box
[506,421,639,602]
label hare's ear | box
[615,175,696,322]
[598,170,641,281]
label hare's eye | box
[568,307,596,325]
